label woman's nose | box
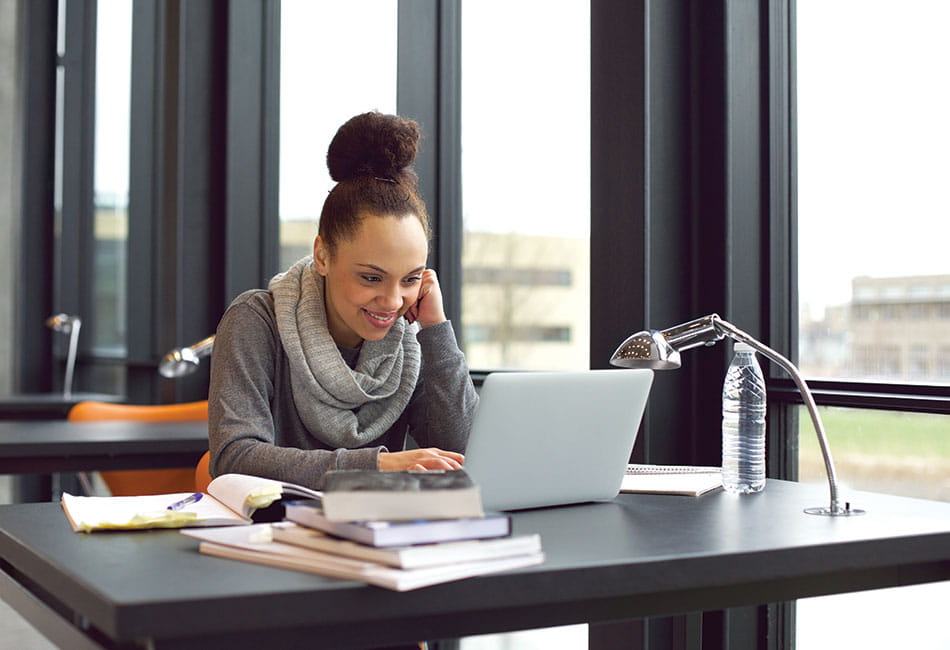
[377,284,404,311]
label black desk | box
[0,420,208,474]
[0,480,948,649]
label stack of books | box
[180,469,545,591]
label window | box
[92,0,132,355]
[795,2,950,646]
[460,0,590,371]
[796,1,950,387]
[278,0,397,271]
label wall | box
[0,1,21,396]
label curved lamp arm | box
[158,335,215,378]
[610,313,863,516]
[46,314,82,399]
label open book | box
[61,473,322,532]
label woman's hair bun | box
[326,111,420,183]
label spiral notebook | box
[463,369,654,511]
[621,464,723,496]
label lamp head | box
[46,313,80,334]
[609,314,726,370]
[609,329,682,369]
[158,347,201,378]
[158,335,215,379]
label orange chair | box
[67,400,208,496]
[195,450,213,493]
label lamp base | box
[804,504,866,516]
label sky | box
[796,0,950,315]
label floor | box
[0,477,55,649]
[0,599,57,650]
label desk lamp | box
[45,313,82,399]
[609,313,863,516]
[158,335,215,378]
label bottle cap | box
[734,342,755,353]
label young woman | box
[208,112,477,489]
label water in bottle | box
[721,342,766,494]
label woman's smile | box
[363,308,399,329]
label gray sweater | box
[208,289,478,489]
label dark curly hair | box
[318,112,430,256]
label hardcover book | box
[270,521,539,569]
[320,469,484,521]
[284,500,510,547]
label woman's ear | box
[313,236,329,275]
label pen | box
[166,493,203,511]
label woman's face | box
[313,214,428,348]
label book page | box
[61,492,249,532]
[207,474,283,517]
[206,474,323,517]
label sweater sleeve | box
[406,320,479,454]
[207,293,383,490]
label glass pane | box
[93,0,132,355]
[279,1,397,271]
[798,582,950,650]
[796,404,950,647]
[460,0,590,371]
[798,406,949,502]
[797,0,950,384]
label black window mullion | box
[58,0,97,385]
[126,0,164,402]
[224,0,280,305]
[397,0,462,332]
[16,0,58,393]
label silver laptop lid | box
[463,369,654,511]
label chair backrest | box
[195,450,213,494]
[68,400,209,496]
[67,400,209,423]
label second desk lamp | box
[609,313,864,517]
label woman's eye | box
[360,275,381,283]
[404,276,422,285]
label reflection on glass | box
[797,0,950,384]
[279,1,397,271]
[93,0,132,354]
[798,406,950,502]
[461,0,590,371]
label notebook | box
[463,369,654,511]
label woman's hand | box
[378,447,464,471]
[405,269,446,329]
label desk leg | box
[590,614,704,650]
[10,475,53,503]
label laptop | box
[463,368,654,511]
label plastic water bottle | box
[721,342,766,494]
